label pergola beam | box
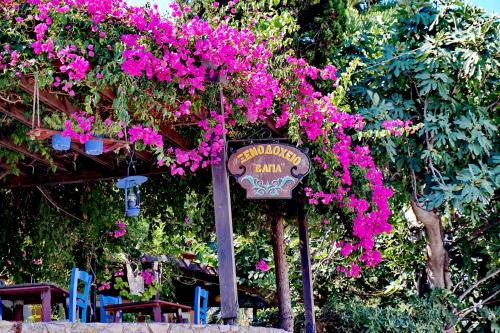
[0,171,9,181]
[0,138,69,172]
[19,77,79,115]
[5,169,168,187]
[0,161,28,177]
[100,87,192,150]
[159,124,192,149]
[0,103,116,170]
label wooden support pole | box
[297,200,316,333]
[211,85,238,324]
[271,203,294,332]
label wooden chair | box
[99,295,122,323]
[68,268,92,323]
[194,286,208,324]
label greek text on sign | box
[227,144,310,199]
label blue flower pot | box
[85,139,103,155]
[51,134,71,151]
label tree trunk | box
[410,199,452,289]
[271,207,294,332]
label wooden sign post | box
[212,86,239,324]
[298,200,316,333]
[228,142,316,332]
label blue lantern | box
[116,175,148,217]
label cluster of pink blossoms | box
[128,125,163,148]
[0,44,19,71]
[140,270,155,285]
[62,112,94,144]
[312,155,329,170]
[256,259,270,272]
[169,110,227,175]
[98,281,111,291]
[109,220,126,238]
[5,0,397,276]
[382,119,414,136]
[284,57,392,276]
[32,258,43,266]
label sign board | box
[227,143,310,199]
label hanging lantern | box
[116,175,148,217]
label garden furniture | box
[68,267,92,323]
[99,294,122,323]
[0,283,69,322]
[194,286,209,324]
[104,300,191,323]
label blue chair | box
[68,267,92,323]
[194,286,208,324]
[0,297,3,321]
[99,295,122,323]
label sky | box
[126,0,499,15]
[469,0,500,14]
[126,0,171,13]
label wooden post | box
[41,288,52,322]
[271,203,294,332]
[297,200,316,333]
[211,85,239,324]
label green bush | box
[315,295,454,333]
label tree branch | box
[457,289,500,320]
[458,268,500,302]
[36,185,85,223]
[449,220,500,249]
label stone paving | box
[0,321,286,333]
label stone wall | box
[0,321,286,333]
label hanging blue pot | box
[51,134,71,151]
[85,139,103,155]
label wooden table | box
[105,300,192,323]
[0,283,69,322]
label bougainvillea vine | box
[1,0,397,276]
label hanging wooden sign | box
[227,143,310,199]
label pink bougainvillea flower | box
[111,220,127,238]
[140,270,155,285]
[98,282,111,291]
[256,259,270,272]
[382,119,413,136]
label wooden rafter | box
[0,137,69,172]
[0,161,28,177]
[19,77,79,115]
[0,171,9,181]
[20,81,155,163]
[264,118,284,137]
[159,123,192,149]
[100,87,192,150]
[0,162,12,172]
[0,103,116,170]
[6,169,168,187]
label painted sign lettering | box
[227,143,310,199]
